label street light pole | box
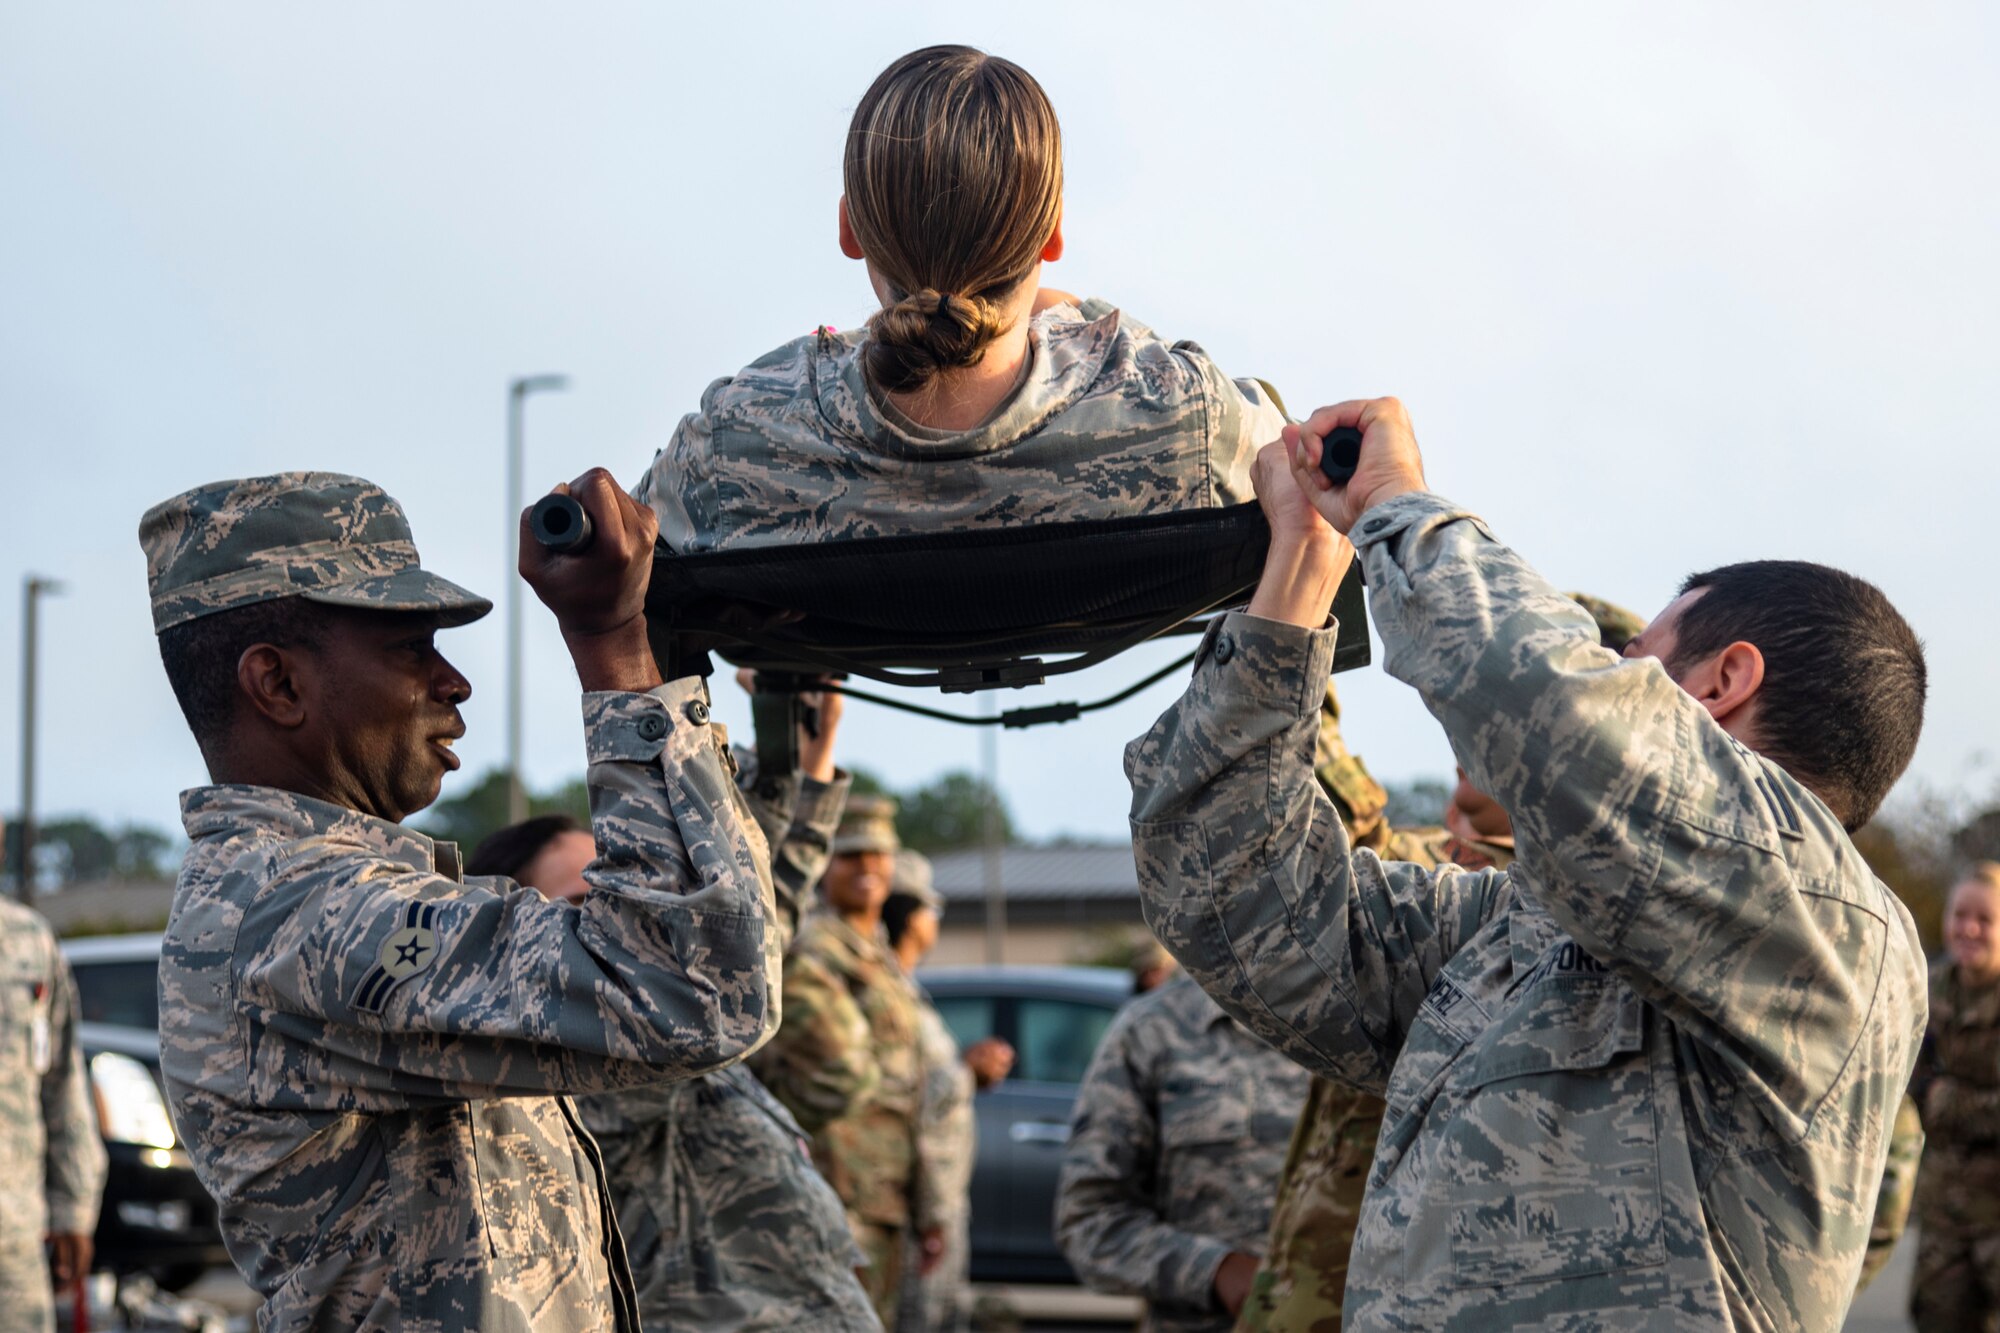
[505,374,570,825]
[16,575,62,904]
[981,695,1006,965]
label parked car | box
[918,965,1133,1285]
[60,933,230,1292]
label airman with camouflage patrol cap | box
[143,469,782,1332]
[754,794,928,1330]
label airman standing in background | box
[1910,863,2000,1332]
[0,880,106,1333]
[755,795,929,1330]
[1055,973,1310,1331]
[886,851,1014,1333]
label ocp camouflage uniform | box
[1127,490,1927,1330]
[1911,958,2000,1331]
[634,298,1283,553]
[0,900,106,1333]
[144,473,783,1332]
[754,801,927,1330]
[1055,971,1311,1333]
[579,751,878,1333]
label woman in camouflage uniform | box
[1911,863,2000,1332]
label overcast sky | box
[3,3,1995,846]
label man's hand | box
[519,469,664,694]
[797,683,844,784]
[734,670,846,782]
[46,1232,90,1284]
[962,1036,1015,1088]
[1213,1250,1259,1316]
[918,1227,947,1275]
[1283,397,1428,535]
[1245,439,1356,629]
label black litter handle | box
[1317,425,1364,486]
[529,493,593,553]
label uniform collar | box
[812,304,1123,461]
[179,783,464,881]
[1154,970,1233,1031]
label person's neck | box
[893,940,923,974]
[211,742,398,824]
[882,319,1033,432]
[838,905,883,938]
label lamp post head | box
[510,374,571,397]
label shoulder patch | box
[353,900,441,1014]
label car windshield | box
[72,958,161,1031]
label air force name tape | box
[354,900,442,1014]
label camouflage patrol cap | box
[832,794,901,857]
[1566,592,1647,653]
[889,849,942,912]
[139,472,491,634]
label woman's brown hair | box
[844,45,1064,396]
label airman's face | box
[311,610,470,823]
[825,850,894,915]
[1946,878,2000,983]
[521,831,597,904]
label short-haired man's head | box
[845,45,1063,395]
[157,596,329,751]
[1666,560,1925,832]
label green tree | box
[894,771,1012,855]
[5,816,180,887]
[416,768,590,853]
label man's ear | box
[237,642,310,730]
[1680,640,1766,730]
[838,196,865,260]
[1040,207,1064,263]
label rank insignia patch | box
[354,900,441,1014]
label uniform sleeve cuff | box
[795,771,851,836]
[582,679,706,765]
[45,1198,97,1235]
[1200,611,1340,721]
[1349,490,1482,552]
[1166,1235,1235,1311]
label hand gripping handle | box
[529,493,594,554]
[1317,426,1364,486]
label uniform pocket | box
[1441,981,1664,1287]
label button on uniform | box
[1214,634,1235,666]
[686,700,711,727]
[636,713,668,741]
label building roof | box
[929,843,1138,903]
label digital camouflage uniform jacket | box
[160,683,780,1333]
[0,900,107,1333]
[1127,491,1927,1331]
[1055,971,1311,1333]
[580,757,878,1333]
[634,299,1284,554]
